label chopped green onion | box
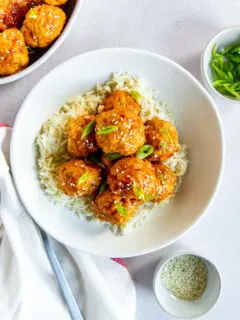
[228,55,240,63]
[212,79,227,86]
[221,44,232,54]
[229,45,240,54]
[115,204,128,217]
[236,66,240,78]
[133,184,145,201]
[212,64,233,81]
[81,120,95,140]
[145,195,156,202]
[210,42,240,98]
[136,144,154,159]
[211,43,217,58]
[160,141,166,149]
[160,129,173,144]
[105,153,121,160]
[29,9,37,19]
[25,46,35,54]
[222,84,240,98]
[57,146,65,155]
[130,90,141,102]
[97,126,118,135]
[77,171,89,184]
[99,182,107,193]
[159,173,164,181]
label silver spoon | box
[40,229,84,320]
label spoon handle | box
[40,228,84,320]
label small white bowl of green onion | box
[153,252,221,318]
[201,26,240,102]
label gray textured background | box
[1,1,240,319]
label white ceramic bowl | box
[10,48,224,257]
[0,0,84,85]
[153,251,222,318]
[201,26,240,103]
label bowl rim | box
[0,0,85,85]
[201,26,240,103]
[153,250,222,319]
[10,48,225,257]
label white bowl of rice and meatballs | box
[10,49,224,257]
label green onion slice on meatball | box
[97,126,118,135]
[115,204,128,217]
[136,144,154,159]
[77,171,89,185]
[81,120,95,140]
[105,153,122,160]
[99,182,107,194]
[133,184,145,201]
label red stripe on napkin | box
[111,258,126,267]
[0,122,10,128]
[1,122,125,267]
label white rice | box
[36,72,188,234]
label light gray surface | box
[1,0,239,319]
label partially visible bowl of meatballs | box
[10,49,224,256]
[0,0,84,84]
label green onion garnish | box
[160,141,166,149]
[99,182,107,193]
[211,43,217,59]
[133,184,145,201]
[145,195,156,202]
[57,146,65,155]
[136,144,154,159]
[81,120,95,140]
[25,46,35,54]
[29,9,37,19]
[77,171,89,184]
[210,42,240,98]
[130,90,141,102]
[160,129,173,144]
[159,173,164,181]
[105,152,121,160]
[97,126,118,135]
[115,204,128,217]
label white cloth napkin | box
[0,125,136,320]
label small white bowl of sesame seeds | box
[153,251,222,318]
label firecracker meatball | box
[67,115,98,158]
[99,90,141,115]
[0,28,29,76]
[154,163,176,201]
[59,159,102,197]
[21,5,66,48]
[108,157,157,201]
[0,0,42,31]
[0,0,14,31]
[145,117,179,161]
[92,189,140,225]
[95,110,145,156]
